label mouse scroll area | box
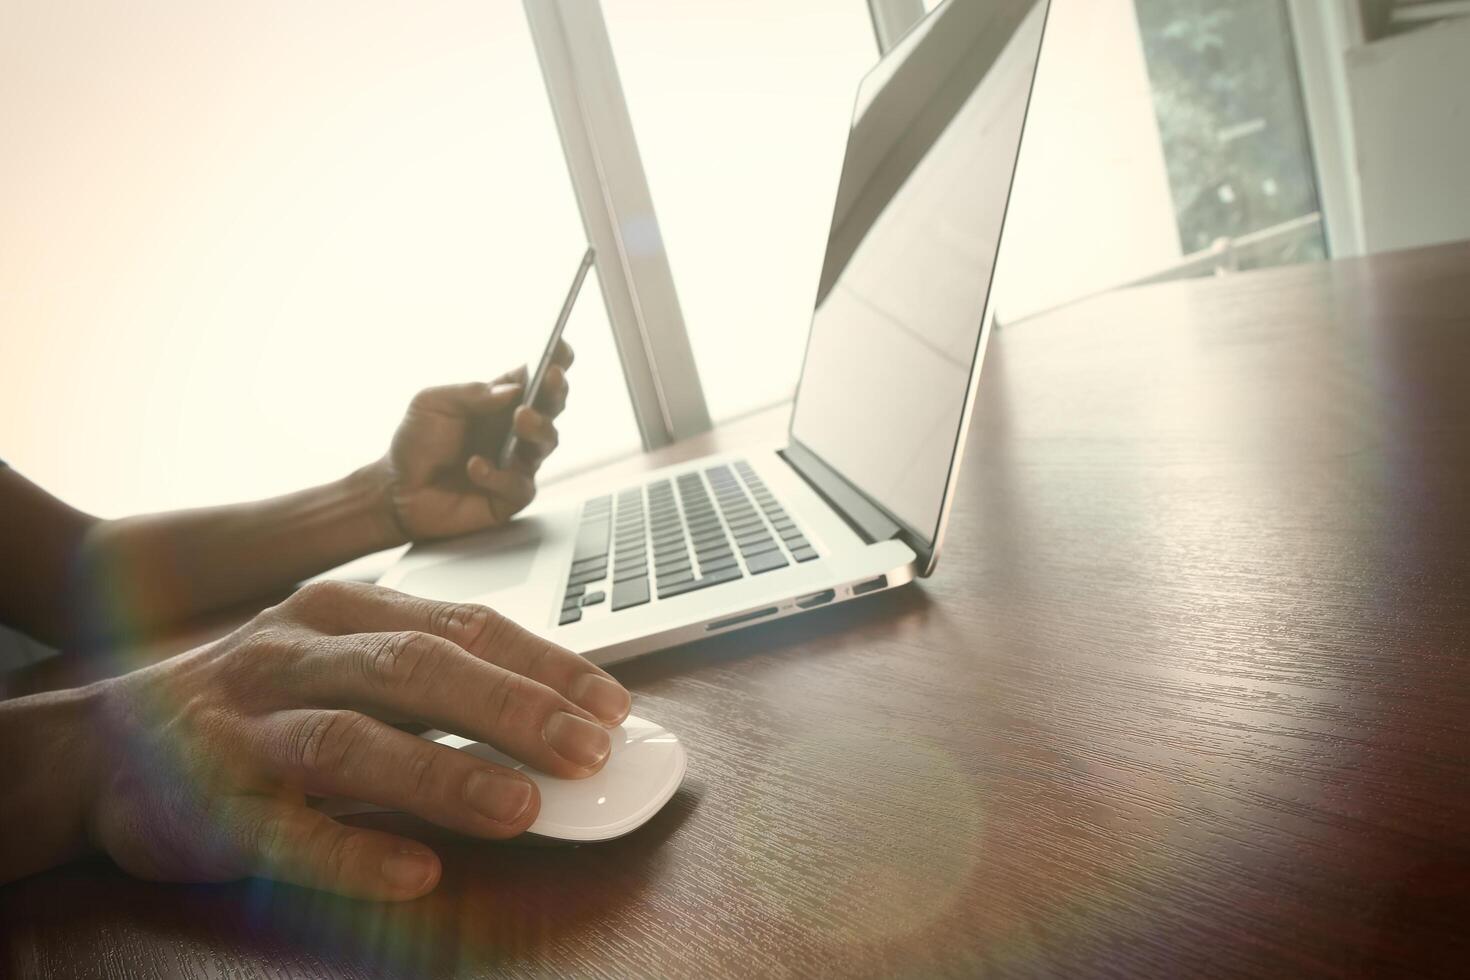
[432,715,686,843]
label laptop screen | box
[789,0,1048,546]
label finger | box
[410,381,522,418]
[260,709,538,838]
[512,406,559,454]
[465,456,536,516]
[283,582,631,726]
[302,630,613,777]
[238,797,441,901]
[551,338,574,370]
[492,364,530,388]
[532,365,570,417]
[455,610,631,726]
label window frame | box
[868,0,928,52]
[522,0,712,449]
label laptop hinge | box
[778,441,904,546]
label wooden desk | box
[5,242,1470,978]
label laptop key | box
[740,539,780,558]
[613,562,647,583]
[568,565,608,586]
[582,590,606,607]
[657,569,694,588]
[746,550,789,575]
[610,577,650,611]
[657,564,742,600]
[699,554,739,574]
[573,526,610,564]
[558,606,583,626]
[790,547,819,563]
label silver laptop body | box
[379,0,1051,667]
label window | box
[1134,0,1326,268]
[3,0,1350,514]
[1358,0,1470,41]
[0,0,638,517]
[601,0,879,424]
[992,0,1328,323]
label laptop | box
[379,0,1051,667]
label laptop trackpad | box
[396,519,547,601]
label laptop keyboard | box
[558,459,818,625]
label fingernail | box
[468,456,491,478]
[464,770,535,824]
[543,711,611,768]
[568,674,631,725]
[380,847,437,892]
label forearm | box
[77,462,406,643]
[0,684,103,883]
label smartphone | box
[497,246,596,470]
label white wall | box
[1347,16,1470,253]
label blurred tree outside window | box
[1132,0,1328,269]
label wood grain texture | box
[5,242,1470,978]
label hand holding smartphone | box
[496,246,596,470]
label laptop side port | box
[851,575,888,596]
[795,589,836,610]
[706,607,780,632]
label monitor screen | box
[789,0,1048,544]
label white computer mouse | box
[319,714,686,843]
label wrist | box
[72,681,109,854]
[349,459,412,550]
[0,683,106,882]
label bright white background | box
[603,0,879,425]
[2,0,1185,519]
[1,1,639,517]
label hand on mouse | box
[83,580,629,900]
[373,340,574,542]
